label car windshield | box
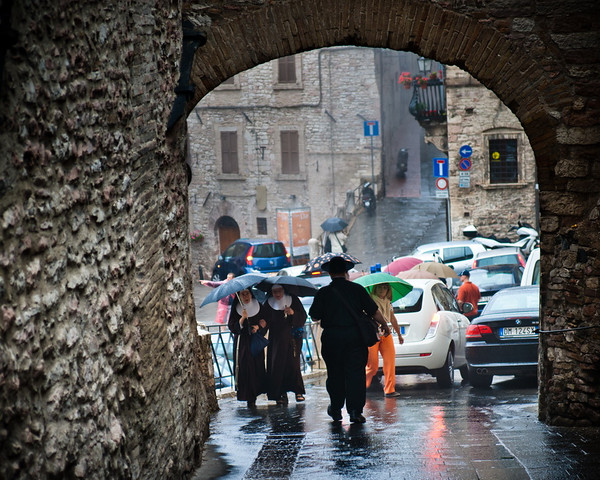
[252,243,286,258]
[485,289,539,313]
[476,254,518,267]
[392,288,423,313]
[469,269,518,290]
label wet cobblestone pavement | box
[194,374,600,479]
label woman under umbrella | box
[263,284,307,405]
[228,288,269,408]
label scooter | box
[396,148,408,179]
[468,221,539,256]
[361,182,376,216]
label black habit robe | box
[264,294,307,400]
[228,297,268,402]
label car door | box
[432,284,469,366]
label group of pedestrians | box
[227,285,306,408]
[222,255,480,424]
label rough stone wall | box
[0,1,216,478]
[445,66,537,240]
[188,47,382,275]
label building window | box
[257,217,267,235]
[278,56,297,84]
[280,130,299,174]
[489,138,518,184]
[220,131,238,174]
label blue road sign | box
[363,121,379,136]
[459,145,473,158]
[459,158,472,171]
[433,157,448,178]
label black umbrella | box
[255,275,318,297]
[320,217,348,232]
[303,252,361,273]
[199,273,268,307]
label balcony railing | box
[408,78,447,124]
[205,320,324,391]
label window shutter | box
[221,131,239,174]
[281,130,299,174]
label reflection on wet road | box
[194,375,600,479]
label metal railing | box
[204,320,323,391]
[408,78,447,124]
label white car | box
[521,247,540,286]
[382,279,472,387]
[410,240,487,274]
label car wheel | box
[211,272,222,281]
[468,367,493,388]
[436,349,455,388]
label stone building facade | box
[1,1,599,478]
[444,66,537,240]
[188,47,383,275]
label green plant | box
[190,230,204,241]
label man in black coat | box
[309,256,389,423]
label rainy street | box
[193,148,600,479]
[193,374,600,480]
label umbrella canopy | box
[255,275,318,297]
[382,256,423,276]
[320,217,348,232]
[395,269,439,280]
[303,252,361,273]
[411,261,458,278]
[353,272,413,303]
[200,273,269,307]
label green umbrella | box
[353,272,413,302]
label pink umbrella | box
[383,256,423,276]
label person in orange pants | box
[365,283,404,397]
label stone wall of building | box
[445,66,537,241]
[0,1,216,478]
[188,47,382,276]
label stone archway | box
[1,1,598,478]
[182,0,600,427]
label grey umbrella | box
[255,275,318,297]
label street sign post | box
[458,158,472,171]
[433,157,448,178]
[459,171,471,188]
[435,177,449,198]
[459,145,473,158]
[364,121,379,186]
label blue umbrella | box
[255,275,319,297]
[200,273,269,307]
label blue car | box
[211,238,291,280]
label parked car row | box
[210,238,541,390]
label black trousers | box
[321,326,368,414]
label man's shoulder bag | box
[331,287,380,347]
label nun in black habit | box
[263,284,307,404]
[228,288,269,408]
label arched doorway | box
[215,215,240,254]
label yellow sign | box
[492,151,500,160]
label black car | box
[465,285,540,388]
[211,238,291,280]
[465,264,524,312]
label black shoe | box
[327,406,342,421]
[246,400,256,408]
[276,393,288,405]
[349,411,366,423]
[384,391,401,398]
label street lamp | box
[417,56,433,75]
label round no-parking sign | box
[435,177,448,190]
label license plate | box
[500,326,537,337]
